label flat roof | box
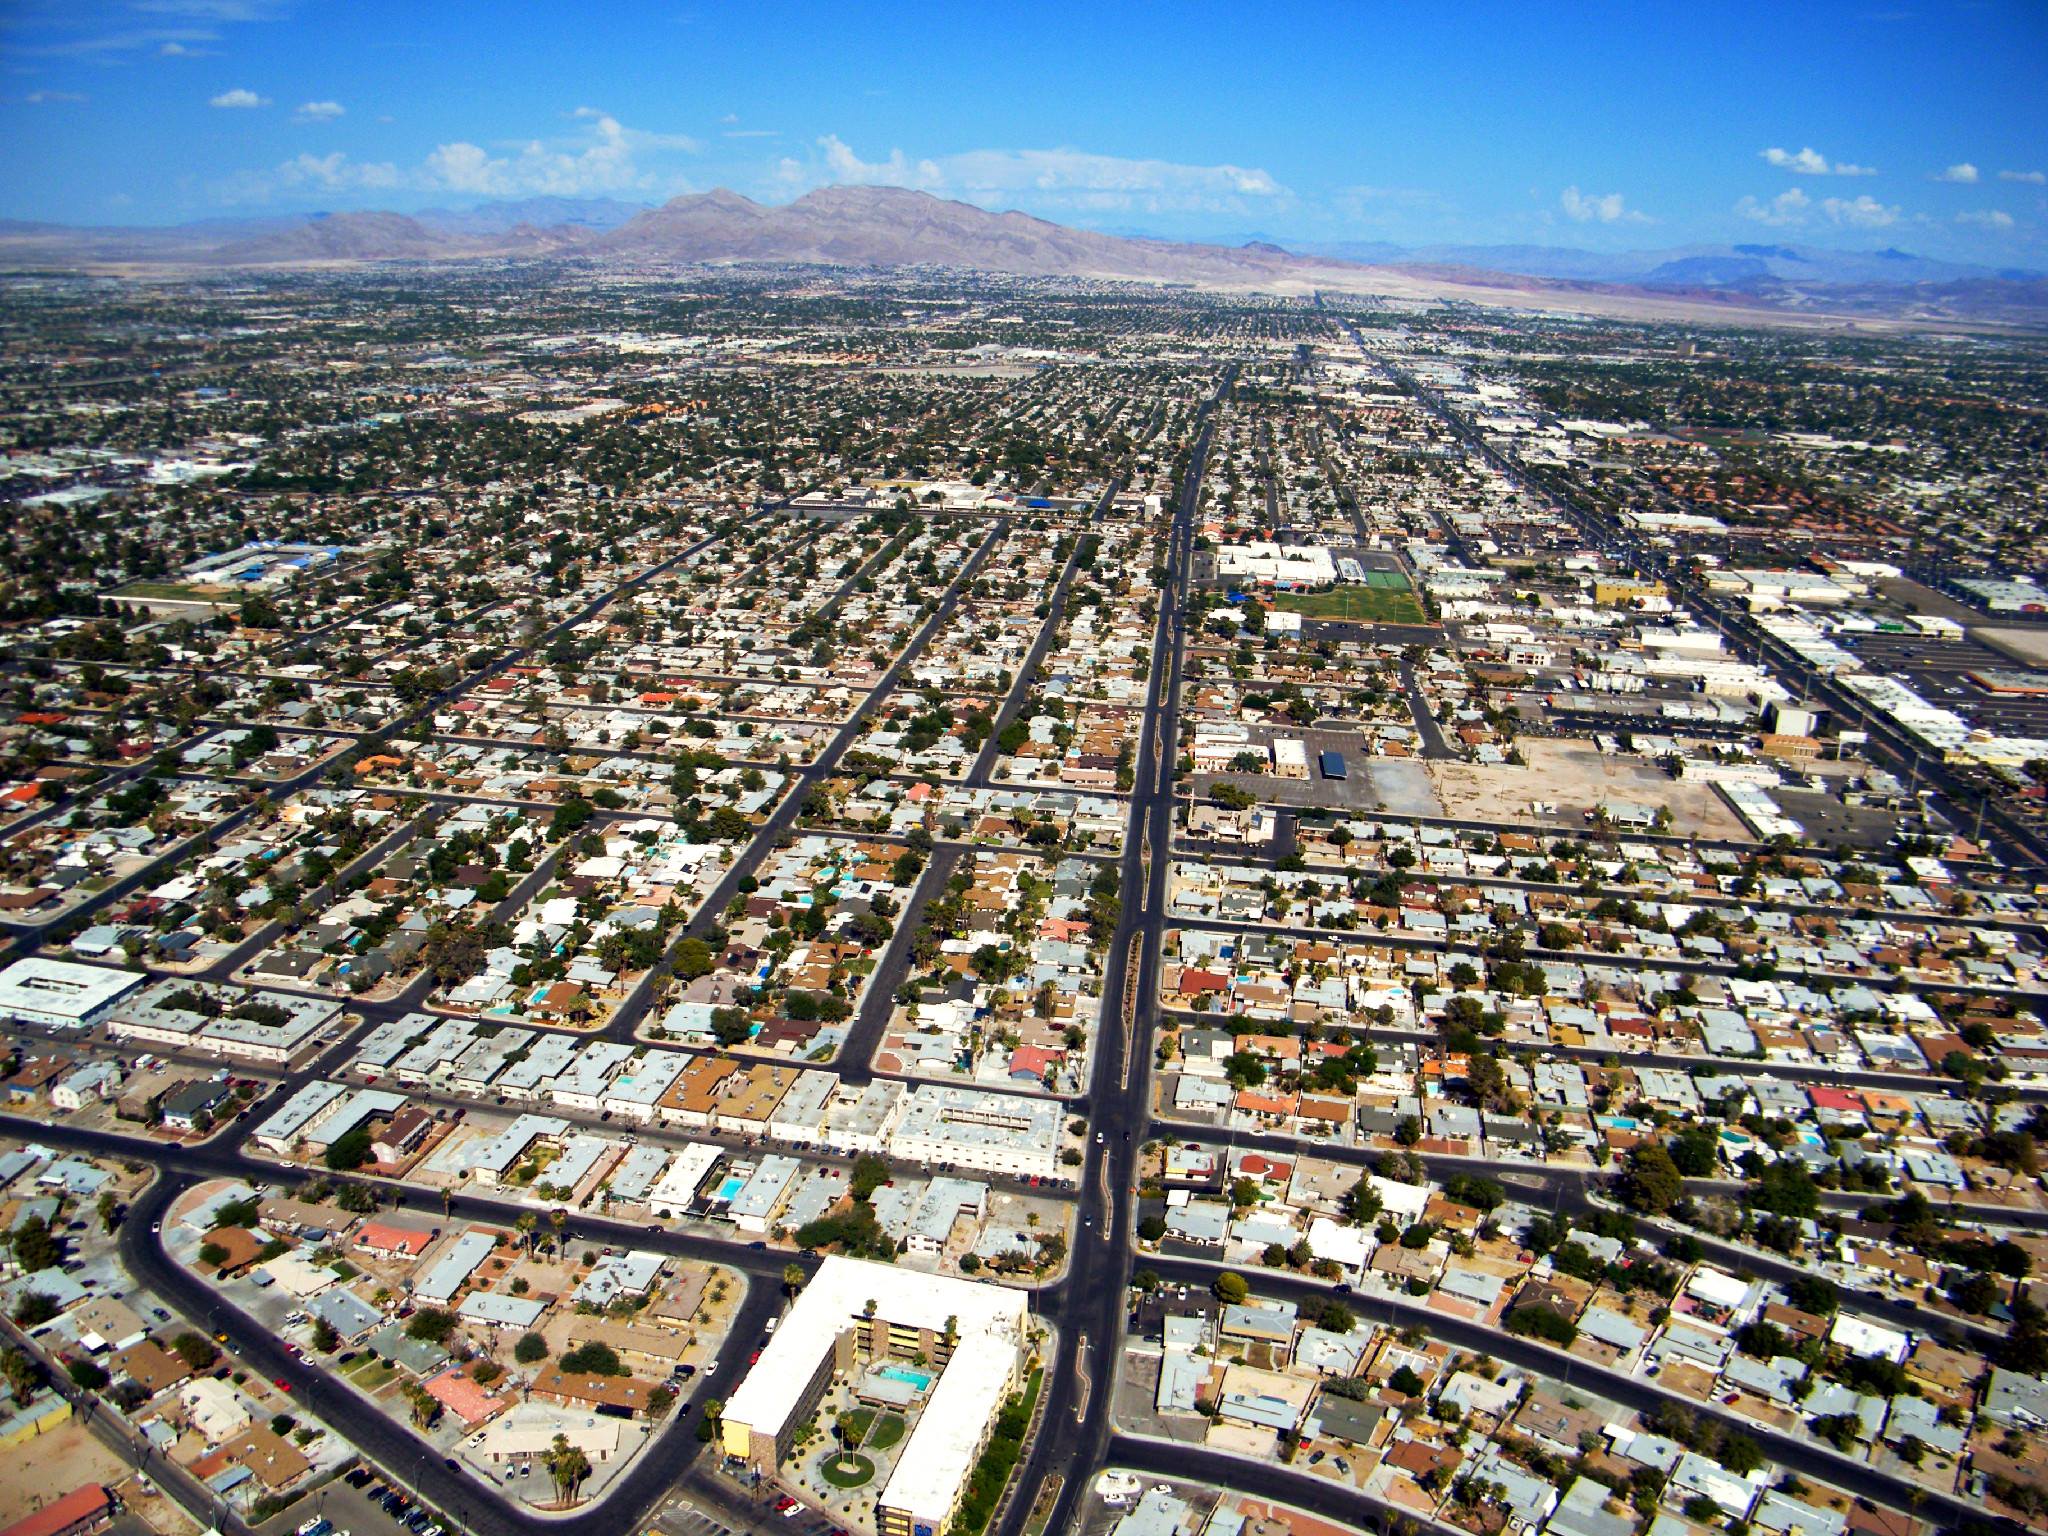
[877,1332,1016,1521]
[0,958,143,1020]
[416,1229,497,1303]
[723,1255,1024,1445]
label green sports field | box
[1269,576,1427,625]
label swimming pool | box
[877,1365,934,1392]
[715,1175,746,1201]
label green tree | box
[1620,1143,1685,1215]
[545,1432,592,1505]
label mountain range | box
[1,186,2042,329]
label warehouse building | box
[0,959,142,1030]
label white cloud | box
[814,136,945,192]
[208,87,267,108]
[1957,209,2015,230]
[1935,162,1979,183]
[25,90,88,104]
[133,1,286,19]
[781,137,1293,217]
[225,111,697,204]
[1999,169,2046,185]
[295,100,344,121]
[159,40,210,56]
[272,151,401,193]
[1560,185,1648,224]
[1821,194,1899,228]
[1735,187,1810,226]
[1759,146,1875,177]
[1762,146,1828,175]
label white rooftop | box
[0,958,143,1020]
[722,1254,1024,1446]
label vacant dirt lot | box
[1426,738,1749,839]
[0,1419,197,1533]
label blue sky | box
[3,0,2045,263]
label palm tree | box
[545,1432,591,1506]
[404,1382,438,1429]
[783,1264,805,1298]
[515,1212,537,1256]
[548,1207,568,1255]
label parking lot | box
[1839,629,2048,735]
[253,1468,455,1536]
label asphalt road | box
[1139,1255,2008,1536]
[997,365,1236,1536]
[7,1112,791,1536]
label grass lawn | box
[1270,583,1428,625]
[868,1413,906,1451]
[344,1357,397,1392]
[819,1452,875,1489]
[841,1407,876,1446]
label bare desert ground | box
[1426,738,1748,839]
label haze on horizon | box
[1,0,2044,267]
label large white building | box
[1213,541,1337,589]
[887,1084,1065,1181]
[0,958,143,1029]
[721,1256,1028,1536]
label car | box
[345,1468,373,1489]
[1094,1132,1104,1144]
[295,1518,334,1536]
[519,1464,532,1479]
[1333,1457,1351,1474]
[704,1360,718,1375]
[445,1457,460,1471]
[149,1223,161,1235]
[1306,1451,1324,1465]
[273,1377,292,1391]
[774,1497,797,1513]
[749,1350,760,1365]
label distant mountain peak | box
[0,189,2042,328]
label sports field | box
[1269,573,1427,625]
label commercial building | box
[0,959,143,1029]
[888,1084,1064,1181]
[109,979,335,1063]
[721,1256,1028,1536]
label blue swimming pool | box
[715,1175,746,1201]
[877,1365,934,1391]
